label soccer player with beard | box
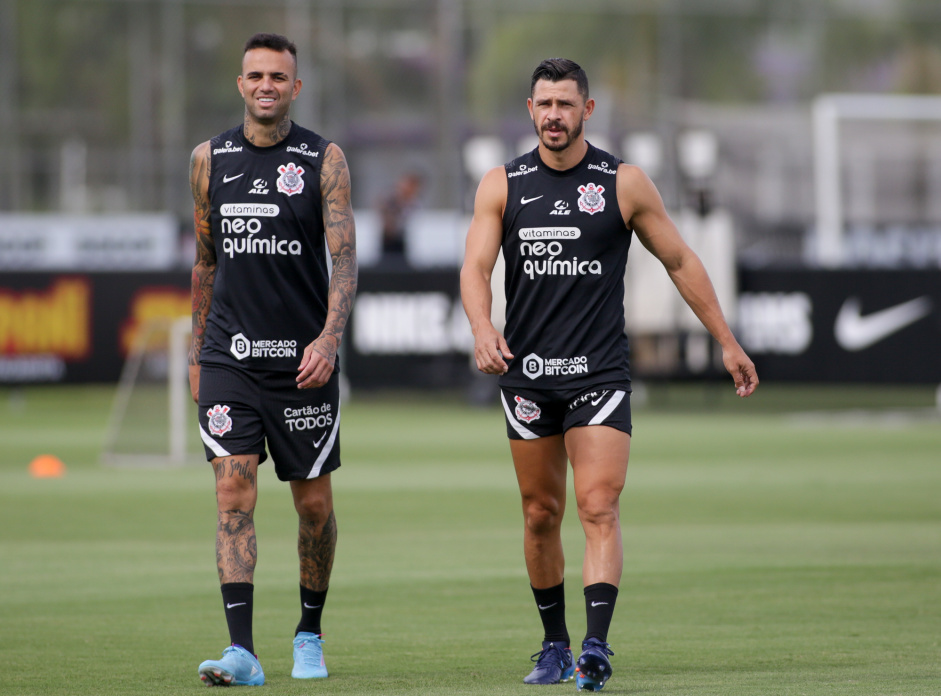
[189,33,357,686]
[461,58,757,691]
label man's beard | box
[536,117,584,152]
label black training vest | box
[499,143,631,389]
[201,123,334,373]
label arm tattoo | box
[318,144,358,361]
[298,510,336,591]
[189,144,215,366]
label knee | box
[294,492,332,525]
[576,491,620,529]
[215,477,254,510]
[522,497,564,536]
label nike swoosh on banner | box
[223,173,244,183]
[834,296,932,351]
[521,195,543,205]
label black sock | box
[584,582,618,643]
[221,582,254,655]
[532,582,569,645]
[296,585,328,636]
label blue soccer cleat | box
[197,644,265,686]
[575,638,614,691]
[292,632,328,679]
[523,640,574,685]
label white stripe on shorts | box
[588,390,626,426]
[307,404,341,478]
[200,424,232,459]
[501,391,539,440]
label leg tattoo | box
[214,457,258,584]
[298,510,336,591]
[217,509,256,583]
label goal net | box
[101,316,201,466]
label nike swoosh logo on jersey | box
[223,173,244,183]
[521,195,543,205]
[226,602,246,609]
[834,296,932,351]
[313,432,327,448]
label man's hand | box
[473,326,514,375]
[722,344,759,398]
[297,336,337,389]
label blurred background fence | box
[2,0,941,390]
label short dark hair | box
[530,58,589,100]
[243,32,297,63]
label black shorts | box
[500,383,632,440]
[197,363,341,481]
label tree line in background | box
[2,0,941,215]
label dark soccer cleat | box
[575,638,614,691]
[197,644,265,686]
[523,641,574,685]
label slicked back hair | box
[530,58,589,100]
[243,32,298,70]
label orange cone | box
[29,454,66,478]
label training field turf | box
[1,383,939,695]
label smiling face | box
[527,78,594,154]
[237,47,301,126]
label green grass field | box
[1,383,939,695]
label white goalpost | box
[813,93,941,267]
[101,316,195,467]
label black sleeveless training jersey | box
[200,122,334,373]
[499,143,632,389]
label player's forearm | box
[460,265,497,337]
[319,142,357,350]
[189,261,215,365]
[322,246,358,347]
[667,258,738,348]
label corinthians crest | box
[277,162,305,196]
[577,182,605,215]
[514,395,541,424]
[207,404,233,437]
